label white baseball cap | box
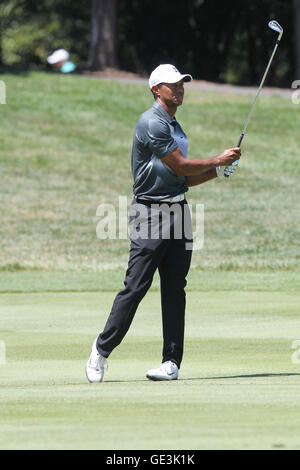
[149,64,193,89]
[47,49,69,65]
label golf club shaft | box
[225,26,283,177]
[238,39,281,142]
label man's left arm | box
[185,162,238,186]
[185,169,217,187]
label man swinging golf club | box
[86,64,241,382]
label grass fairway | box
[0,72,300,449]
[0,72,300,271]
[1,272,300,450]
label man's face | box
[156,80,185,107]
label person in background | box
[47,49,76,74]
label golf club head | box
[268,20,283,38]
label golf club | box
[225,20,283,177]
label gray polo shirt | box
[131,101,189,201]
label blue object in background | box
[60,61,76,74]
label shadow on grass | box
[101,372,300,384]
[184,372,300,381]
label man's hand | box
[217,148,241,166]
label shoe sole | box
[146,374,178,381]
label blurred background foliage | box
[0,0,298,86]
[0,0,90,67]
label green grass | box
[1,275,300,450]
[1,270,300,293]
[1,71,300,449]
[0,71,299,271]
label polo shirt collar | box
[152,101,174,124]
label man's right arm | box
[161,147,241,177]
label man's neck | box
[156,98,177,118]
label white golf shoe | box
[146,361,179,381]
[85,339,108,383]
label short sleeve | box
[146,118,178,159]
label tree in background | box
[293,0,300,79]
[0,0,26,65]
[117,0,294,87]
[0,0,296,87]
[88,0,118,70]
[0,0,90,67]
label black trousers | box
[96,198,193,368]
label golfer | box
[86,64,241,382]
